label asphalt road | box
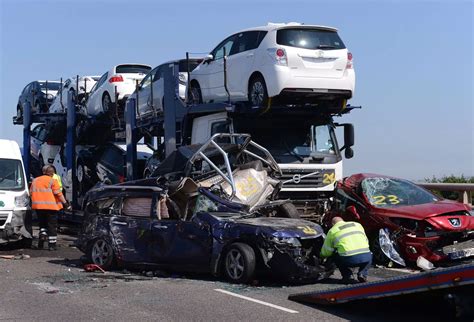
[0,228,471,321]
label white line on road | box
[214,289,299,314]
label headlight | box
[271,236,301,247]
[390,217,419,231]
[178,73,186,85]
[14,192,29,207]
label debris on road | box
[83,264,106,273]
[0,254,31,260]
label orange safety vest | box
[30,175,63,211]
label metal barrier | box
[418,183,474,206]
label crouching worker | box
[320,217,372,284]
[30,165,70,251]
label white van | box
[0,139,32,245]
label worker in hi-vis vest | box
[320,216,372,284]
[30,165,70,250]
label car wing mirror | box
[346,205,361,221]
[204,54,214,64]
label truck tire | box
[276,203,301,219]
[223,242,256,284]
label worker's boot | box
[48,243,57,251]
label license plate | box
[448,247,474,260]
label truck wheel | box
[223,242,256,284]
[89,238,115,270]
[248,75,268,108]
[276,203,301,219]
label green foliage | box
[425,175,474,200]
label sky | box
[0,0,472,180]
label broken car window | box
[362,177,438,208]
[122,197,152,218]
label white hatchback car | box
[85,64,151,116]
[190,23,355,109]
[49,76,100,113]
[128,59,202,119]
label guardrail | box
[418,183,474,206]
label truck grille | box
[279,169,335,188]
[0,212,8,226]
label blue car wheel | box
[224,242,256,284]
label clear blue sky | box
[1,0,472,180]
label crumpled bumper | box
[267,250,326,282]
[0,210,32,244]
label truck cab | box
[190,111,354,220]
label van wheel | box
[190,83,202,104]
[223,242,256,284]
[248,75,268,108]
[276,203,301,219]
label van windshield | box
[0,159,25,191]
[276,28,346,50]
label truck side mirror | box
[344,123,354,147]
[345,147,354,159]
[346,205,360,221]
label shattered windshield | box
[361,177,438,208]
[246,123,336,163]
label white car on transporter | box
[190,22,355,110]
[85,64,151,117]
[49,76,100,113]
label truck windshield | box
[246,124,337,163]
[0,159,25,191]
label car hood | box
[231,217,324,238]
[381,199,469,220]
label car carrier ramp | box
[289,263,474,305]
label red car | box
[324,173,474,266]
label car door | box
[227,31,260,99]
[109,196,154,263]
[200,35,237,103]
[30,124,44,159]
[149,196,212,271]
[136,67,155,117]
[86,72,108,115]
[96,145,125,184]
[152,65,165,111]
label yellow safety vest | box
[52,173,63,190]
[320,221,370,258]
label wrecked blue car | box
[78,134,328,283]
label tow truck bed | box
[289,263,474,305]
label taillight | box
[267,48,288,66]
[346,52,353,69]
[118,175,125,183]
[46,140,55,145]
[109,75,124,83]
